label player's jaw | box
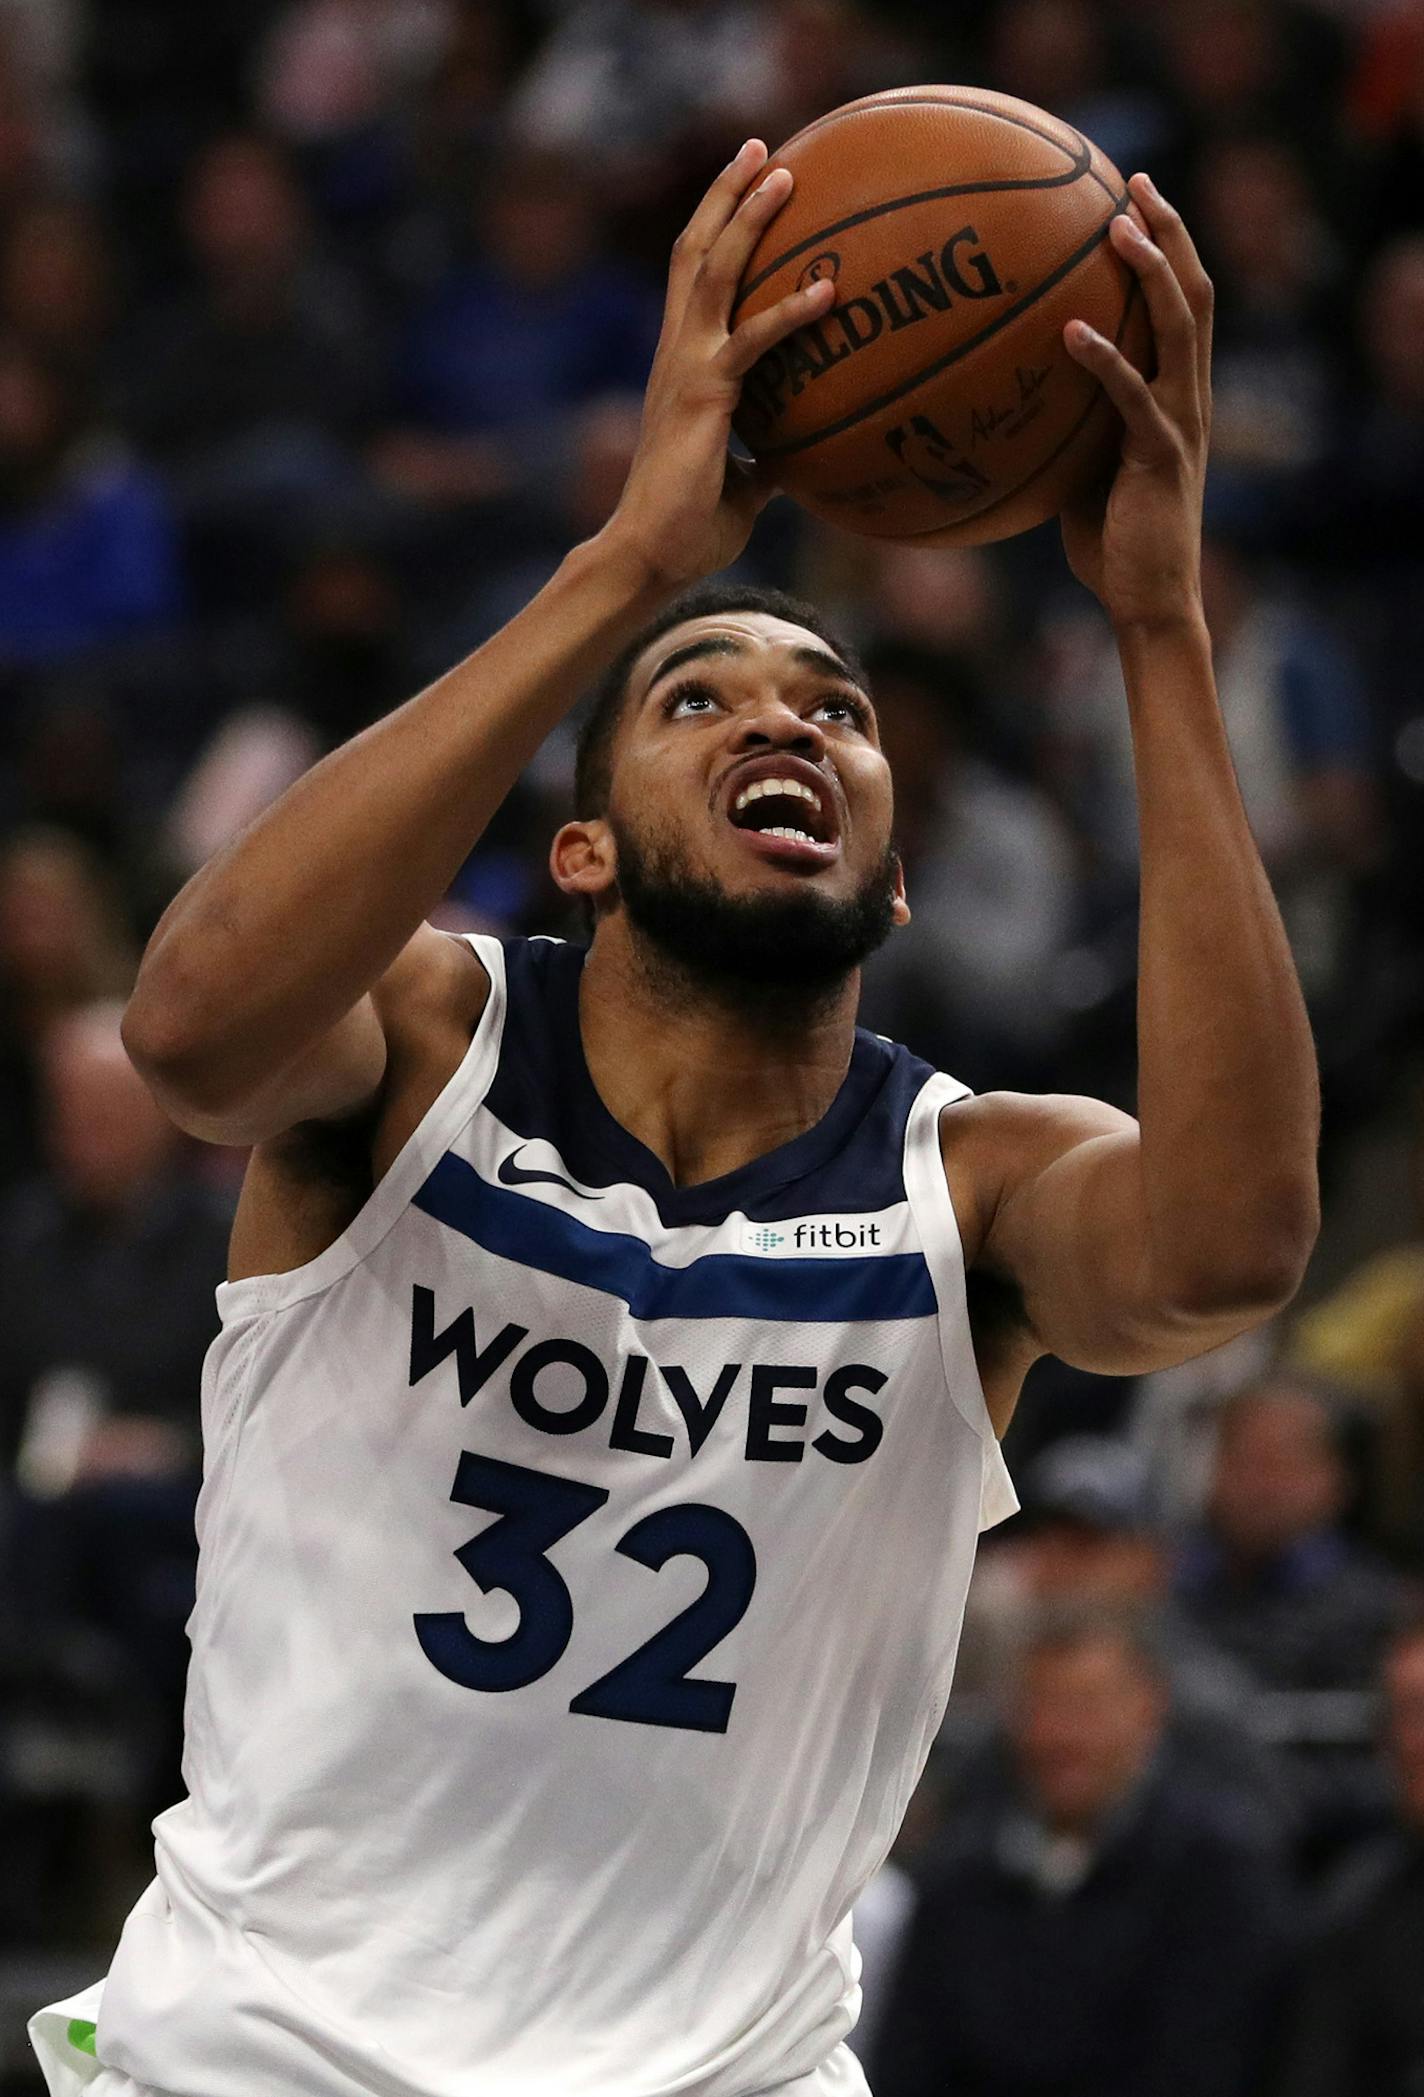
[606,798,899,996]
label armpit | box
[268,1105,379,1199]
[966,1263,1032,1357]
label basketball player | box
[33,144,1318,2097]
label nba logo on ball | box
[885,415,990,508]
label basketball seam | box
[736,124,1093,309]
[893,273,1142,538]
[745,194,1129,459]
[1081,154,1119,206]
[769,92,1086,168]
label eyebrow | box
[644,634,868,700]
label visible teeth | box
[734,777,822,813]
[764,826,816,844]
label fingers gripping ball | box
[730,87,1153,546]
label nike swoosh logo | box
[496,1146,604,1200]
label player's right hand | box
[602,141,835,590]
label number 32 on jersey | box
[415,1452,758,1734]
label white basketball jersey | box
[80,934,1016,2097]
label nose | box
[727,692,826,760]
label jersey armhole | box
[902,1073,1020,1532]
[214,933,509,1319]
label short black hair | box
[572,580,866,819]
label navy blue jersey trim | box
[484,939,938,1225]
[413,1153,937,1323]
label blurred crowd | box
[0,0,1422,2092]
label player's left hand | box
[604,141,836,590]
[1060,174,1213,632]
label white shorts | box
[31,1979,871,2097]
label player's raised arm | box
[122,142,835,1147]
[943,174,1320,1377]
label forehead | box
[627,612,851,703]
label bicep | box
[163,996,388,1147]
[947,1093,1264,1376]
[139,924,462,1148]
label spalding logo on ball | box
[731,86,1154,547]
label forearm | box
[1124,612,1319,1308]
[126,143,825,1120]
[126,530,669,1102]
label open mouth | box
[725,769,840,865]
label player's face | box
[572,612,909,991]
[610,612,898,903]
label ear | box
[891,851,911,929]
[550,818,617,902]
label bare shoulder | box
[938,1090,1138,1264]
[229,928,490,1283]
[369,926,491,1173]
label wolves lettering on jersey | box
[408,1282,888,1463]
[69,933,1016,2097]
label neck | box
[578,918,860,1188]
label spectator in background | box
[1176,1378,1403,1703]
[256,0,455,152]
[0,0,91,192]
[0,46,45,223]
[0,195,115,397]
[118,131,379,596]
[872,1613,1292,2097]
[0,827,136,1188]
[955,1437,1297,1857]
[162,705,322,887]
[510,0,769,181]
[1271,1619,1424,2095]
[376,145,659,509]
[1192,133,1340,534]
[1175,1376,1405,1863]
[1290,1098,1424,1552]
[735,0,905,170]
[1289,236,1424,952]
[254,0,460,249]
[1148,0,1347,154]
[271,532,410,749]
[985,0,1171,177]
[393,2,522,272]
[856,636,1079,1091]
[817,540,1020,729]
[963,1439,1219,1686]
[0,336,182,671]
[0,1000,228,1482]
[0,1002,230,1812]
[1344,0,1424,249]
[1128,1325,1279,1533]
[1042,534,1378,1007]
[412,390,647,673]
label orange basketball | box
[730,87,1153,546]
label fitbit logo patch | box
[740,1217,889,1255]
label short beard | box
[609,815,899,1015]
